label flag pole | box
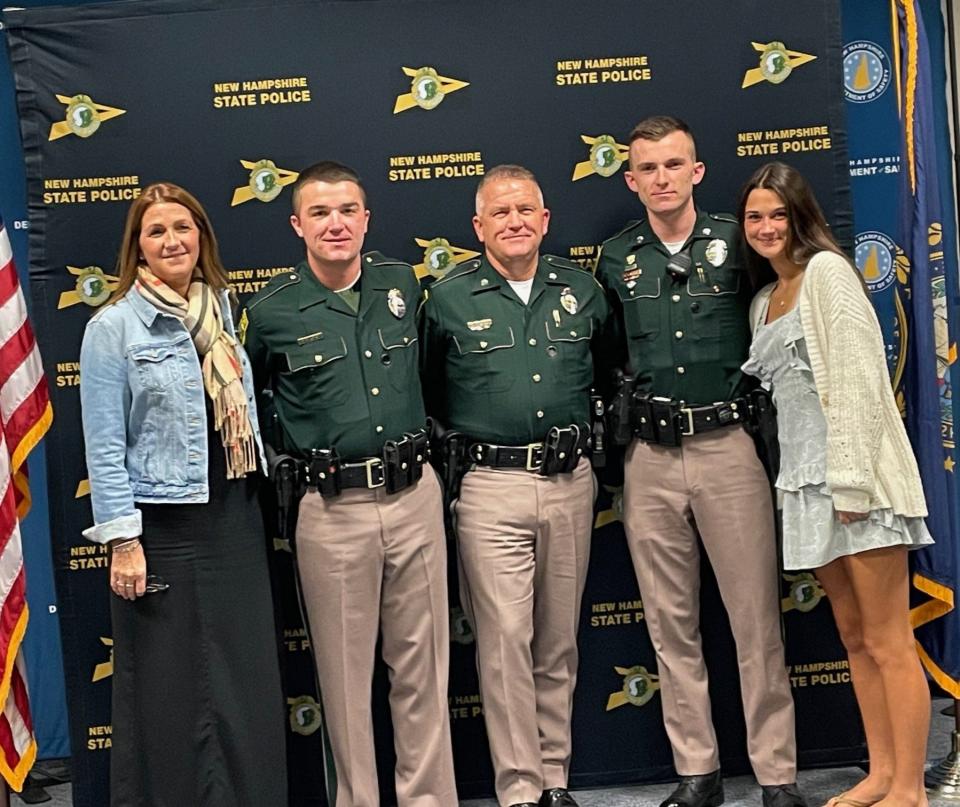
[925,698,960,798]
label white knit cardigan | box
[749,250,928,516]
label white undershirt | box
[662,239,686,255]
[507,277,534,304]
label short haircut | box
[291,161,366,212]
[628,115,697,159]
[475,164,543,213]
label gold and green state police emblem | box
[65,94,102,138]
[287,695,322,736]
[248,160,283,203]
[75,266,111,306]
[411,67,445,110]
[423,238,456,278]
[606,665,660,710]
[589,135,624,178]
[782,572,825,613]
[759,42,792,84]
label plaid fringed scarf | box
[136,267,257,479]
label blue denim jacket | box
[79,287,267,544]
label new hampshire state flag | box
[895,0,960,696]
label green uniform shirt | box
[420,255,610,445]
[242,253,426,460]
[594,210,753,406]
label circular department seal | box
[589,135,624,178]
[411,67,445,110]
[704,238,728,267]
[450,606,475,645]
[620,666,659,707]
[854,231,897,293]
[842,41,891,104]
[75,266,111,307]
[423,238,456,278]
[287,695,322,736]
[65,94,101,138]
[759,42,792,84]
[786,573,824,613]
[248,159,283,203]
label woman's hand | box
[836,510,869,525]
[110,540,147,600]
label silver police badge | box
[560,287,578,315]
[387,287,406,319]
[704,238,728,267]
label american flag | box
[0,215,53,791]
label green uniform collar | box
[295,255,401,318]
[628,209,727,253]
[470,255,570,306]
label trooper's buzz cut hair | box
[291,161,367,212]
[475,164,543,213]
[627,115,698,159]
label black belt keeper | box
[383,430,428,494]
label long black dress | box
[109,403,287,806]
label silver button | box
[480,278,489,286]
[376,425,384,433]
[364,350,373,358]
[365,256,373,263]
[314,354,323,362]
[658,419,667,427]
[629,290,636,296]
[672,294,681,302]
[528,338,537,346]
[703,227,712,235]
[675,331,683,339]
[371,387,380,396]
[677,366,685,374]
[549,272,557,279]
[570,331,577,337]
[532,373,542,382]
[636,235,644,242]
[403,336,410,344]
[536,410,544,418]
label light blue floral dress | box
[742,304,933,570]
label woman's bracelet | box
[111,538,141,554]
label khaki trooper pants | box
[622,426,797,785]
[455,458,595,807]
[296,467,457,807]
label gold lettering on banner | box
[736,125,832,158]
[86,724,112,751]
[43,175,141,205]
[555,55,652,86]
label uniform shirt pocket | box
[378,326,419,392]
[451,325,516,393]
[618,277,662,341]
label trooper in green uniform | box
[242,162,456,807]
[594,117,807,807]
[421,165,609,807]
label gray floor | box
[15,699,958,806]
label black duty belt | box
[296,428,430,497]
[634,396,752,447]
[468,424,589,476]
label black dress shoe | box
[761,783,809,807]
[659,769,724,807]
[540,787,580,807]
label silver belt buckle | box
[365,457,385,488]
[526,442,544,471]
[680,408,695,437]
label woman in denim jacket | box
[80,183,286,805]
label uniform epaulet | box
[542,254,587,273]
[362,251,411,269]
[601,219,643,245]
[432,259,481,287]
[247,269,301,311]
[708,212,737,224]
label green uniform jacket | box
[242,253,427,460]
[420,254,611,445]
[594,210,753,406]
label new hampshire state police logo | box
[741,41,817,88]
[572,134,628,181]
[413,237,480,281]
[58,265,119,309]
[843,41,891,104]
[605,665,660,710]
[393,66,470,113]
[231,159,299,206]
[49,93,126,141]
[450,606,475,645]
[855,231,897,293]
[287,695,322,736]
[781,572,826,613]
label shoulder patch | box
[247,270,300,310]
[432,259,480,287]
